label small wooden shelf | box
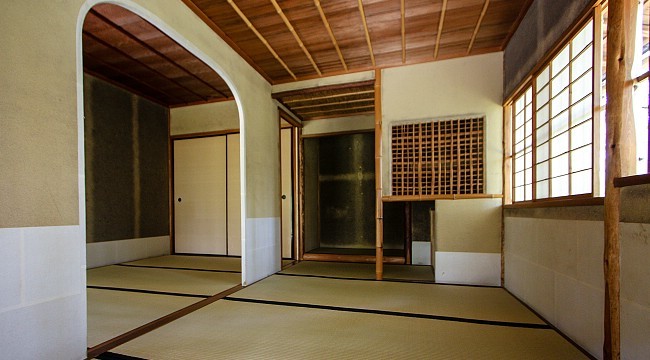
[382,194,502,202]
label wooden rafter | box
[467,0,490,55]
[272,80,375,99]
[270,0,322,76]
[299,104,374,115]
[434,0,448,60]
[314,0,348,71]
[401,0,406,63]
[357,0,376,67]
[290,97,374,110]
[283,90,374,104]
[226,0,297,80]
[89,9,229,99]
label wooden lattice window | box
[391,117,484,196]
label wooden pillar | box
[375,69,384,280]
[603,1,638,359]
[404,202,412,265]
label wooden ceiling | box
[82,3,233,107]
[82,1,532,118]
[274,80,375,120]
[183,0,531,84]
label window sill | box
[614,174,650,188]
[504,196,604,209]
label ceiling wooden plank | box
[467,0,490,54]
[314,0,348,71]
[89,9,229,99]
[227,0,297,80]
[83,31,208,102]
[401,0,406,63]
[284,90,374,105]
[181,0,273,83]
[434,0,449,60]
[299,104,375,115]
[270,0,322,76]
[357,0,376,67]
[290,97,375,110]
[272,79,374,99]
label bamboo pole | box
[434,0,448,60]
[467,0,490,55]
[375,69,383,280]
[358,0,376,67]
[603,1,638,359]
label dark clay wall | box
[504,0,593,99]
[84,75,169,243]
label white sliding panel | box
[280,128,293,259]
[227,133,242,256]
[174,137,227,255]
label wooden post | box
[375,69,384,280]
[604,1,638,359]
[405,202,412,265]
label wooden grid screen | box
[391,117,484,196]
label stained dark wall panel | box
[84,75,169,243]
[504,0,592,99]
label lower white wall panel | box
[86,236,170,269]
[0,226,86,360]
[243,217,280,285]
[505,218,650,360]
[434,252,501,286]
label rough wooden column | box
[603,1,638,358]
[375,69,384,280]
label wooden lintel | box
[283,90,375,104]
[290,97,375,110]
[298,104,374,116]
[272,80,375,99]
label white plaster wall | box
[504,217,650,359]
[381,52,503,195]
[1,0,280,358]
[86,236,170,269]
[170,100,240,135]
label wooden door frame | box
[279,109,302,260]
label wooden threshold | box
[302,253,405,265]
[86,284,243,359]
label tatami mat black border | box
[276,272,502,288]
[224,297,551,329]
[87,285,210,299]
[116,263,241,274]
[95,351,148,360]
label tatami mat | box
[87,265,241,296]
[281,260,434,281]
[87,288,198,348]
[124,255,242,272]
[111,299,587,359]
[233,275,544,325]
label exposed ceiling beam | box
[467,0,490,55]
[434,0,448,60]
[290,97,375,110]
[83,31,209,101]
[283,90,374,104]
[270,0,322,76]
[401,0,406,63]
[226,0,297,80]
[357,0,376,67]
[314,0,348,71]
[271,79,375,99]
[299,104,375,116]
[89,9,229,99]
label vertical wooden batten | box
[374,69,383,280]
[603,1,638,359]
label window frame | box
[505,11,604,205]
